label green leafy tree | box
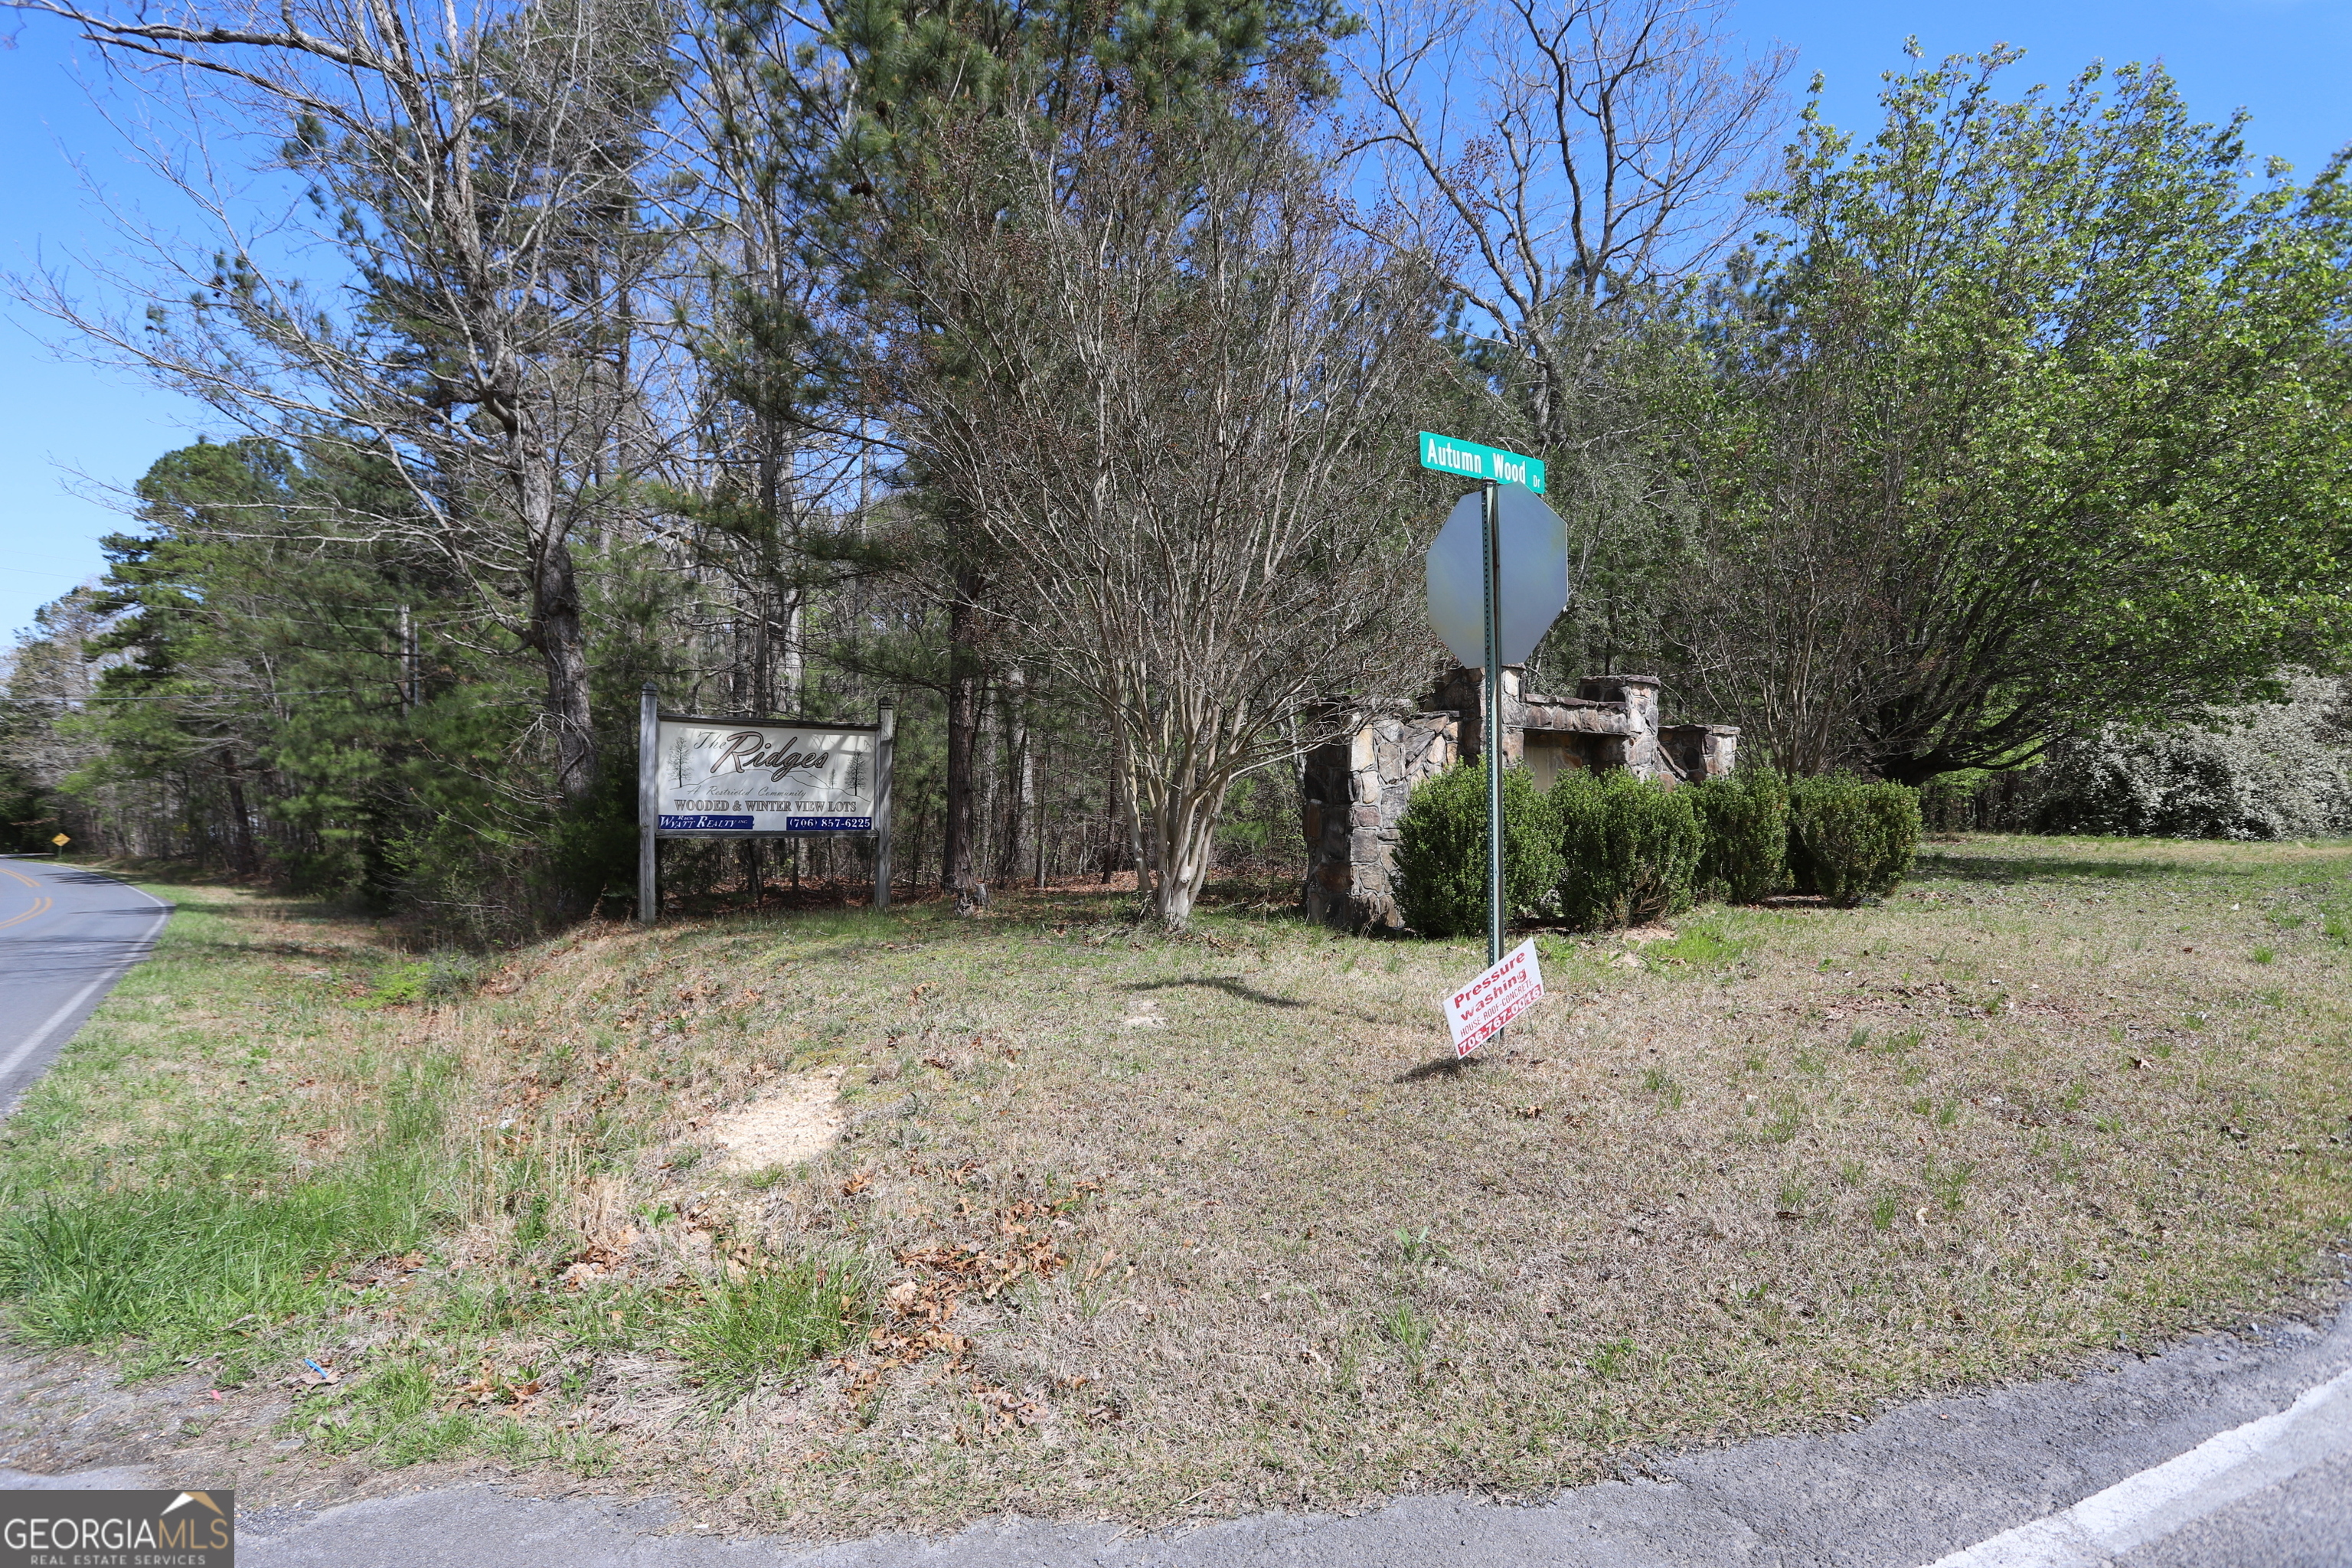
[1687,49,2352,779]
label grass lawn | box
[2,833,2348,1534]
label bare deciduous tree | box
[1349,0,1790,449]
[880,98,1447,926]
[9,0,679,812]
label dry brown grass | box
[8,835,2351,1534]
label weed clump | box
[1787,776,1921,905]
[681,1258,870,1396]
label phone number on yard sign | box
[786,815,873,831]
[1442,939,1545,1057]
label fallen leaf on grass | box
[967,1380,1044,1437]
[451,1360,541,1409]
[1513,1104,1544,1119]
[840,1169,874,1197]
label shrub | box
[1689,769,1788,903]
[1393,763,1563,937]
[1550,769,1703,929]
[2032,677,2352,840]
[1787,776,1920,905]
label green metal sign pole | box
[1482,479,1504,971]
[1422,429,1558,1027]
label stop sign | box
[1425,484,1569,668]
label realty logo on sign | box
[2,1488,234,1567]
[1442,939,1545,1058]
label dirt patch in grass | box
[0,841,2347,1536]
[705,1069,845,1174]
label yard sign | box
[1442,939,1545,1058]
[652,715,880,833]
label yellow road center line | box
[0,896,55,932]
[0,864,41,889]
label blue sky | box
[2,0,2347,639]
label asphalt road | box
[0,856,172,1112]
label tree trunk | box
[998,665,1031,884]
[220,750,258,876]
[1145,776,1227,928]
[524,464,597,809]
[943,578,984,908]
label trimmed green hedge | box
[1393,763,1563,937]
[1690,769,1788,904]
[1787,776,1921,905]
[1550,769,1702,929]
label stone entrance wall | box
[1299,666,1740,931]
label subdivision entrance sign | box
[1442,939,1544,1058]
[635,684,897,923]
[651,715,879,835]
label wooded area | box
[2,0,2348,938]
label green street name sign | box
[1417,431,1545,493]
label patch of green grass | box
[361,956,482,1008]
[1382,1302,1432,1363]
[1926,1157,1974,1212]
[294,1357,476,1462]
[678,1259,870,1397]
[1590,1336,1635,1379]
[1641,1069,1684,1110]
[1646,924,1752,970]
[0,1153,443,1364]
[287,1353,619,1474]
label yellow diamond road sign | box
[51,834,69,848]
